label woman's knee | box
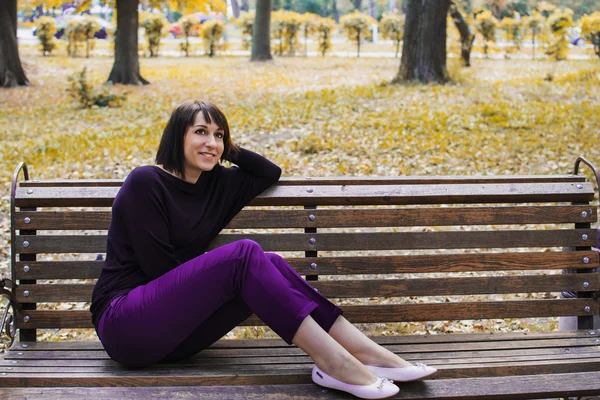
[235,239,263,256]
[265,252,284,264]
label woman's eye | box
[216,133,224,139]
[196,130,205,135]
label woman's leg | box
[161,296,252,363]
[161,252,344,363]
[265,252,412,368]
[265,252,342,331]
[329,317,412,368]
[292,315,377,386]
[98,239,321,367]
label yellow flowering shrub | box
[235,12,255,50]
[271,10,301,56]
[474,9,498,59]
[546,8,573,61]
[178,15,200,57]
[340,10,376,57]
[314,17,335,56]
[65,17,101,58]
[201,20,226,57]
[522,10,548,59]
[140,12,169,57]
[379,11,404,58]
[499,17,523,56]
[299,13,319,56]
[36,16,57,57]
[580,12,600,60]
[67,67,127,109]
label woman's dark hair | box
[156,100,238,179]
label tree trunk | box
[394,0,449,83]
[231,0,240,18]
[241,0,249,12]
[389,0,397,13]
[449,2,474,67]
[251,0,273,61]
[0,0,29,87]
[353,0,362,11]
[107,0,149,85]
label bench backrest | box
[10,165,599,341]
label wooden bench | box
[1,158,600,399]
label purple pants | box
[97,239,342,368]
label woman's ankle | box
[316,353,376,386]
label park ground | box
[0,48,599,347]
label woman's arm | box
[226,147,282,182]
[118,168,181,280]
[217,148,282,229]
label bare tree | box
[107,0,149,85]
[251,0,273,61]
[449,1,475,67]
[394,0,449,83]
[1,0,29,87]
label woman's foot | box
[365,363,438,382]
[312,365,400,399]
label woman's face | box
[183,112,225,180]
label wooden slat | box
[209,230,599,251]
[15,211,112,230]
[0,359,599,386]
[15,261,102,280]
[4,348,599,369]
[15,274,600,303]
[4,353,600,373]
[289,252,600,275]
[8,330,598,351]
[15,252,598,280]
[14,229,598,253]
[15,299,598,329]
[18,175,587,188]
[14,182,595,208]
[1,371,600,400]
[310,274,599,298]
[15,206,597,230]
[8,338,600,360]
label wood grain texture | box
[1,371,599,399]
[8,330,597,351]
[14,229,598,253]
[7,337,600,360]
[14,182,595,208]
[18,174,587,188]
[14,274,599,302]
[14,206,597,230]
[14,252,598,280]
[0,360,599,387]
[14,299,598,329]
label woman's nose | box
[205,134,217,147]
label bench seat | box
[2,160,599,399]
[2,331,600,398]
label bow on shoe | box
[377,378,394,389]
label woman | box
[90,100,436,399]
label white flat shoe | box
[311,365,400,399]
[366,363,437,382]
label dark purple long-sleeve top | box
[90,148,282,327]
